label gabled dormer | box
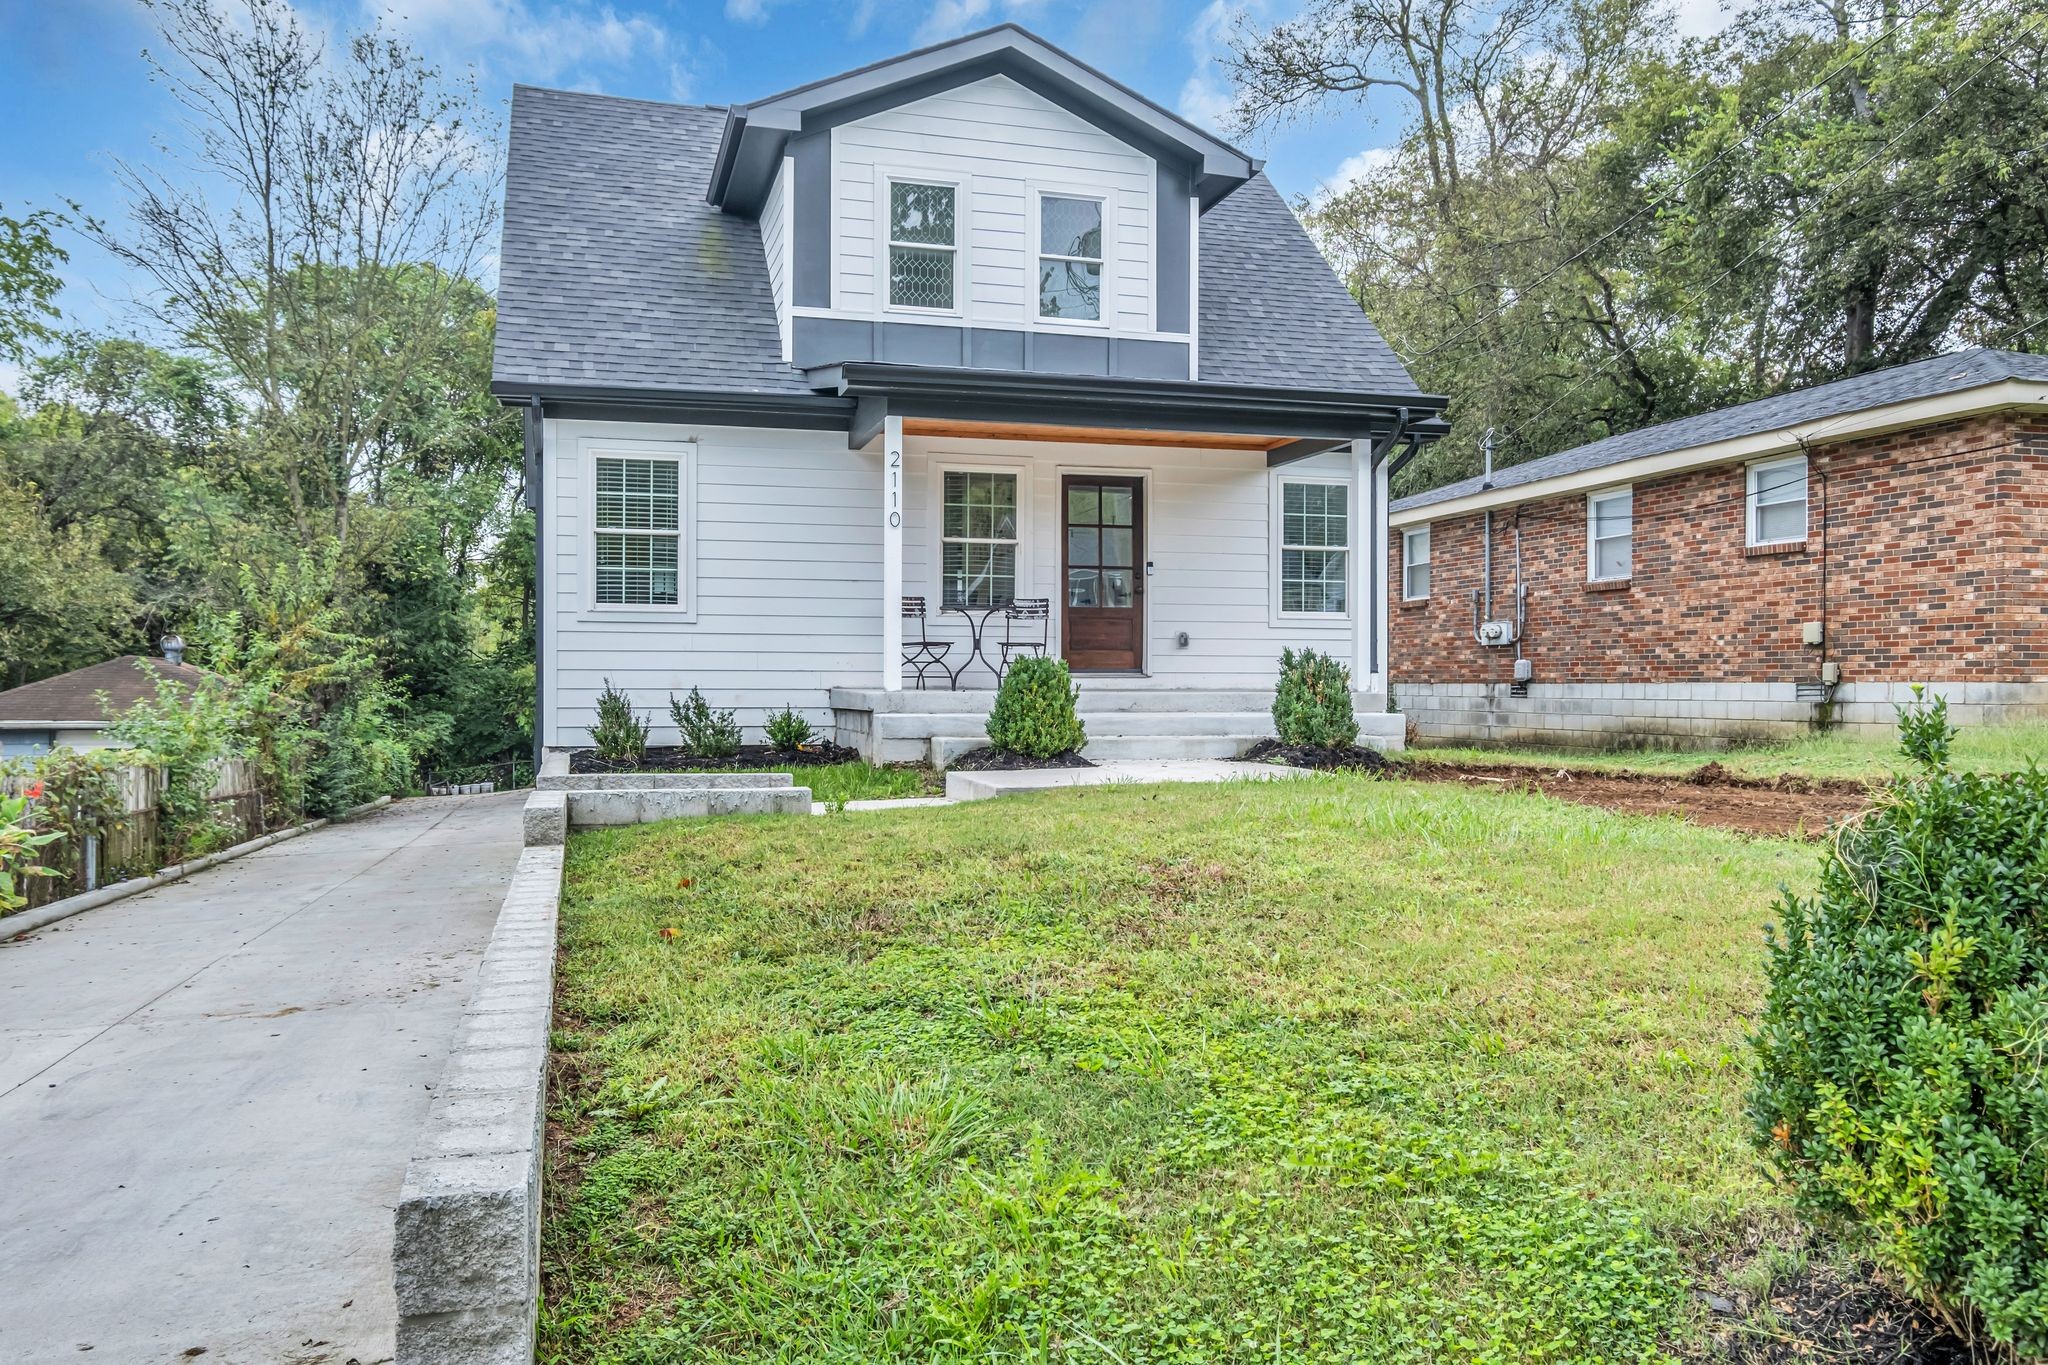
[706,25,1261,383]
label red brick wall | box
[1390,412,2048,686]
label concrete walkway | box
[0,793,528,1365]
[944,757,1320,801]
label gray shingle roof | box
[1394,348,2048,511]
[1197,173,1418,394]
[494,87,810,396]
[492,86,1424,399]
[0,656,213,726]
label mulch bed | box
[1393,758,1872,839]
[1690,1255,1973,1364]
[945,747,1094,772]
[1240,738,1392,772]
[569,743,864,775]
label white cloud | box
[1670,0,1736,39]
[1176,0,1256,133]
[372,0,673,84]
[912,0,1046,45]
[724,0,774,24]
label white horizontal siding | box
[830,74,1156,337]
[761,156,791,360]
[542,421,1364,748]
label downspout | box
[523,398,545,772]
[1367,408,1413,682]
[1473,428,1496,644]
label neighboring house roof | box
[491,87,1424,402]
[1395,348,2048,515]
[0,656,211,729]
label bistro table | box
[941,600,1011,689]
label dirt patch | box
[1394,760,1871,838]
[945,746,1094,772]
[1241,737,1393,772]
[569,742,863,774]
[1688,1256,1973,1364]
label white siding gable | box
[826,75,1157,338]
[761,155,792,361]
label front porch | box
[832,681,1406,767]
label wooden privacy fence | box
[3,757,266,912]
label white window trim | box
[578,437,697,623]
[1402,524,1433,601]
[928,456,1032,612]
[1030,185,1111,331]
[879,172,965,319]
[1269,469,1354,627]
[1586,485,1633,582]
[1746,454,1809,546]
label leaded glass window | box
[1280,480,1348,615]
[594,456,680,606]
[941,470,1018,607]
[1038,195,1102,320]
[889,181,956,310]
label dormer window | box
[1038,194,1103,321]
[888,180,956,311]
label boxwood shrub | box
[1749,694,2048,1354]
[985,656,1086,758]
[1273,647,1359,748]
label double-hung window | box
[1588,487,1632,581]
[888,181,956,311]
[1038,195,1103,321]
[1748,455,1809,545]
[941,470,1018,607]
[593,455,680,606]
[1279,480,1348,615]
[1402,525,1432,600]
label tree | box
[92,0,501,546]
[0,204,66,367]
[0,477,139,688]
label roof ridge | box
[511,83,725,115]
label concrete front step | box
[929,733,1265,767]
[834,685,1281,714]
[536,771,796,792]
[877,710,1275,742]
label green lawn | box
[654,761,939,803]
[544,777,1816,1364]
[1409,720,2048,784]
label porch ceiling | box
[901,417,1281,450]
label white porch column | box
[1371,453,1392,695]
[881,412,905,691]
[1349,438,1373,688]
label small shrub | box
[985,657,1086,758]
[1749,709,2048,1354]
[590,679,649,763]
[764,705,814,751]
[1896,683,1957,770]
[1272,647,1359,748]
[671,687,742,760]
[0,789,65,914]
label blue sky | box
[0,0,1729,376]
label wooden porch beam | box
[900,417,1283,451]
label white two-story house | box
[492,24,1447,765]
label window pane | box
[1102,568,1133,608]
[1101,487,1132,526]
[595,457,678,532]
[1068,568,1100,607]
[1755,461,1807,505]
[1068,485,1099,524]
[1282,482,1345,549]
[1595,536,1631,580]
[1404,563,1431,599]
[1591,491,1631,538]
[1041,196,1102,259]
[944,540,1015,607]
[1405,527,1430,570]
[1100,527,1133,567]
[890,246,953,309]
[1758,499,1805,542]
[889,182,953,245]
[1038,259,1101,319]
[594,532,677,606]
[1069,527,1099,566]
[1282,546,1347,614]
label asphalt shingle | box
[1394,348,2048,511]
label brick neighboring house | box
[1387,348,2048,749]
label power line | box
[1405,0,1968,367]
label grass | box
[545,776,1817,1363]
[1408,720,2048,784]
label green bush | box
[764,705,814,751]
[1272,647,1359,748]
[670,687,741,760]
[1749,698,2048,1354]
[590,679,649,763]
[985,657,1086,758]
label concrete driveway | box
[0,793,528,1365]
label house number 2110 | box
[887,447,901,528]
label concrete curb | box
[393,842,564,1365]
[0,795,394,940]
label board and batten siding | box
[760,156,792,361]
[542,419,1364,747]
[826,74,1157,336]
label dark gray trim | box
[794,315,1190,380]
[1266,438,1347,467]
[524,400,545,769]
[812,363,1446,442]
[1155,162,1192,335]
[493,383,857,431]
[850,395,888,450]
[710,25,1259,216]
[790,132,832,309]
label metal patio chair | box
[996,598,1051,679]
[901,596,954,690]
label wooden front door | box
[1061,476,1143,671]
